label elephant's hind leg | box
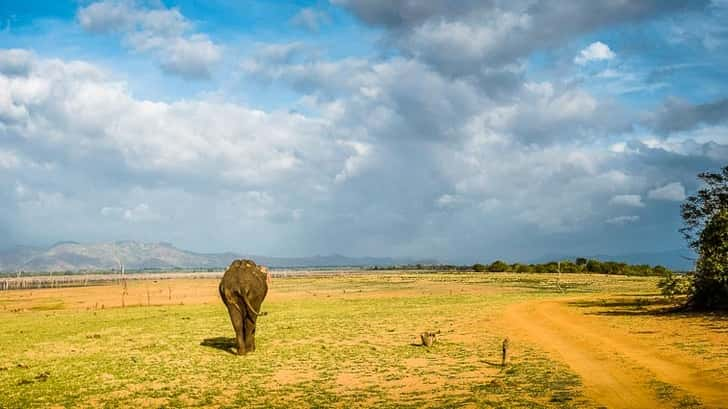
[223,294,246,355]
[243,311,257,352]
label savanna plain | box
[1,272,727,408]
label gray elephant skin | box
[219,259,270,355]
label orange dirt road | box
[503,298,728,409]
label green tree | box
[585,259,603,273]
[512,263,530,273]
[681,165,728,251]
[472,263,487,272]
[680,165,728,309]
[488,260,509,272]
[658,271,693,300]
[691,209,728,309]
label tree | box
[691,209,728,308]
[488,260,509,272]
[681,165,728,309]
[585,259,603,273]
[472,263,487,272]
[681,165,728,251]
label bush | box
[472,263,487,272]
[513,263,531,273]
[585,259,602,273]
[658,272,693,300]
[488,260,509,272]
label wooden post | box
[556,262,564,293]
[502,338,509,367]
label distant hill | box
[531,249,696,271]
[0,241,437,273]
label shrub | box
[513,263,531,273]
[658,272,693,300]
[488,260,509,272]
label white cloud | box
[291,8,330,32]
[0,49,34,76]
[609,194,645,207]
[574,41,616,65]
[100,206,123,217]
[606,215,640,225]
[100,204,161,222]
[0,52,351,189]
[435,194,463,209]
[123,203,160,222]
[0,149,19,169]
[648,182,686,201]
[77,1,221,78]
[334,140,373,183]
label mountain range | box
[0,241,437,273]
[0,240,694,273]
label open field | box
[1,272,727,408]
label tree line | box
[370,259,670,276]
[471,259,670,276]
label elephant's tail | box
[240,292,261,316]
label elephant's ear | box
[259,266,271,286]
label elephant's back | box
[221,259,267,290]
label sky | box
[0,1,726,263]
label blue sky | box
[0,1,726,263]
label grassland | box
[0,273,726,408]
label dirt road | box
[503,298,728,408]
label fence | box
[0,268,368,291]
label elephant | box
[219,259,270,355]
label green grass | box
[0,273,660,408]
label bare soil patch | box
[504,296,728,408]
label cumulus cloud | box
[77,1,221,78]
[0,50,376,251]
[236,13,724,257]
[648,97,728,134]
[609,194,645,207]
[0,49,34,76]
[334,141,374,183]
[574,41,615,65]
[648,182,686,201]
[334,0,704,77]
[0,51,349,186]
